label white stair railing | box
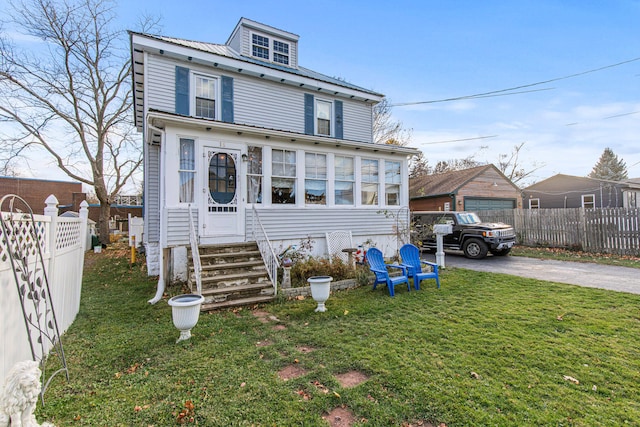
[188,204,202,295]
[251,206,279,294]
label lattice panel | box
[0,214,48,264]
[56,220,81,251]
[326,231,353,263]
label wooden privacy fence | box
[479,208,640,256]
[0,195,88,385]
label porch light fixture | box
[241,153,248,162]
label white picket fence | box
[0,196,88,385]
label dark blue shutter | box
[304,93,314,135]
[221,75,234,123]
[334,100,343,139]
[175,66,190,115]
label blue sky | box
[126,0,640,183]
[3,0,640,186]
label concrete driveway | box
[423,251,640,295]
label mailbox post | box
[433,224,453,268]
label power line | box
[420,135,498,145]
[391,56,640,107]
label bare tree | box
[373,97,412,146]
[496,142,544,186]
[0,0,144,244]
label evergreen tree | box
[588,148,628,181]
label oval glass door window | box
[208,153,236,204]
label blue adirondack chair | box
[366,247,410,297]
[399,243,440,290]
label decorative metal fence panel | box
[479,208,640,256]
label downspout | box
[148,123,166,304]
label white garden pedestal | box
[307,276,333,312]
[168,294,205,343]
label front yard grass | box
[37,248,640,426]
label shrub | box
[288,256,354,287]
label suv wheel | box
[462,238,488,259]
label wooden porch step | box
[199,270,269,286]
[202,282,273,297]
[194,259,265,272]
[201,295,275,312]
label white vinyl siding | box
[245,208,402,241]
[145,144,161,242]
[165,208,198,246]
[146,54,176,112]
[343,99,374,143]
[143,56,374,143]
[234,76,304,131]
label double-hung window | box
[305,153,327,205]
[361,159,379,205]
[273,40,289,65]
[247,146,263,204]
[252,34,269,60]
[334,156,354,205]
[194,75,216,119]
[582,194,595,208]
[179,138,195,203]
[316,100,332,136]
[272,149,296,204]
[385,161,401,206]
[529,198,540,209]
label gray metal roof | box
[144,33,383,97]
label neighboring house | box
[409,164,522,212]
[0,176,84,214]
[129,18,418,282]
[521,174,640,209]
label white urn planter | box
[307,276,333,312]
[168,294,205,343]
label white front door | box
[200,146,244,243]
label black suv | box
[411,211,516,259]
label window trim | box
[250,31,290,65]
[304,152,327,205]
[315,98,333,137]
[191,73,219,120]
[582,194,595,209]
[178,138,196,204]
[384,160,401,206]
[334,155,355,206]
[361,158,379,206]
[529,198,540,209]
[271,148,297,205]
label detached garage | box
[409,164,522,212]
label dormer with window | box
[227,17,299,69]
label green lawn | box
[37,249,640,426]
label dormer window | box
[273,40,289,65]
[252,34,269,60]
[251,32,290,65]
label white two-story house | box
[130,18,418,301]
